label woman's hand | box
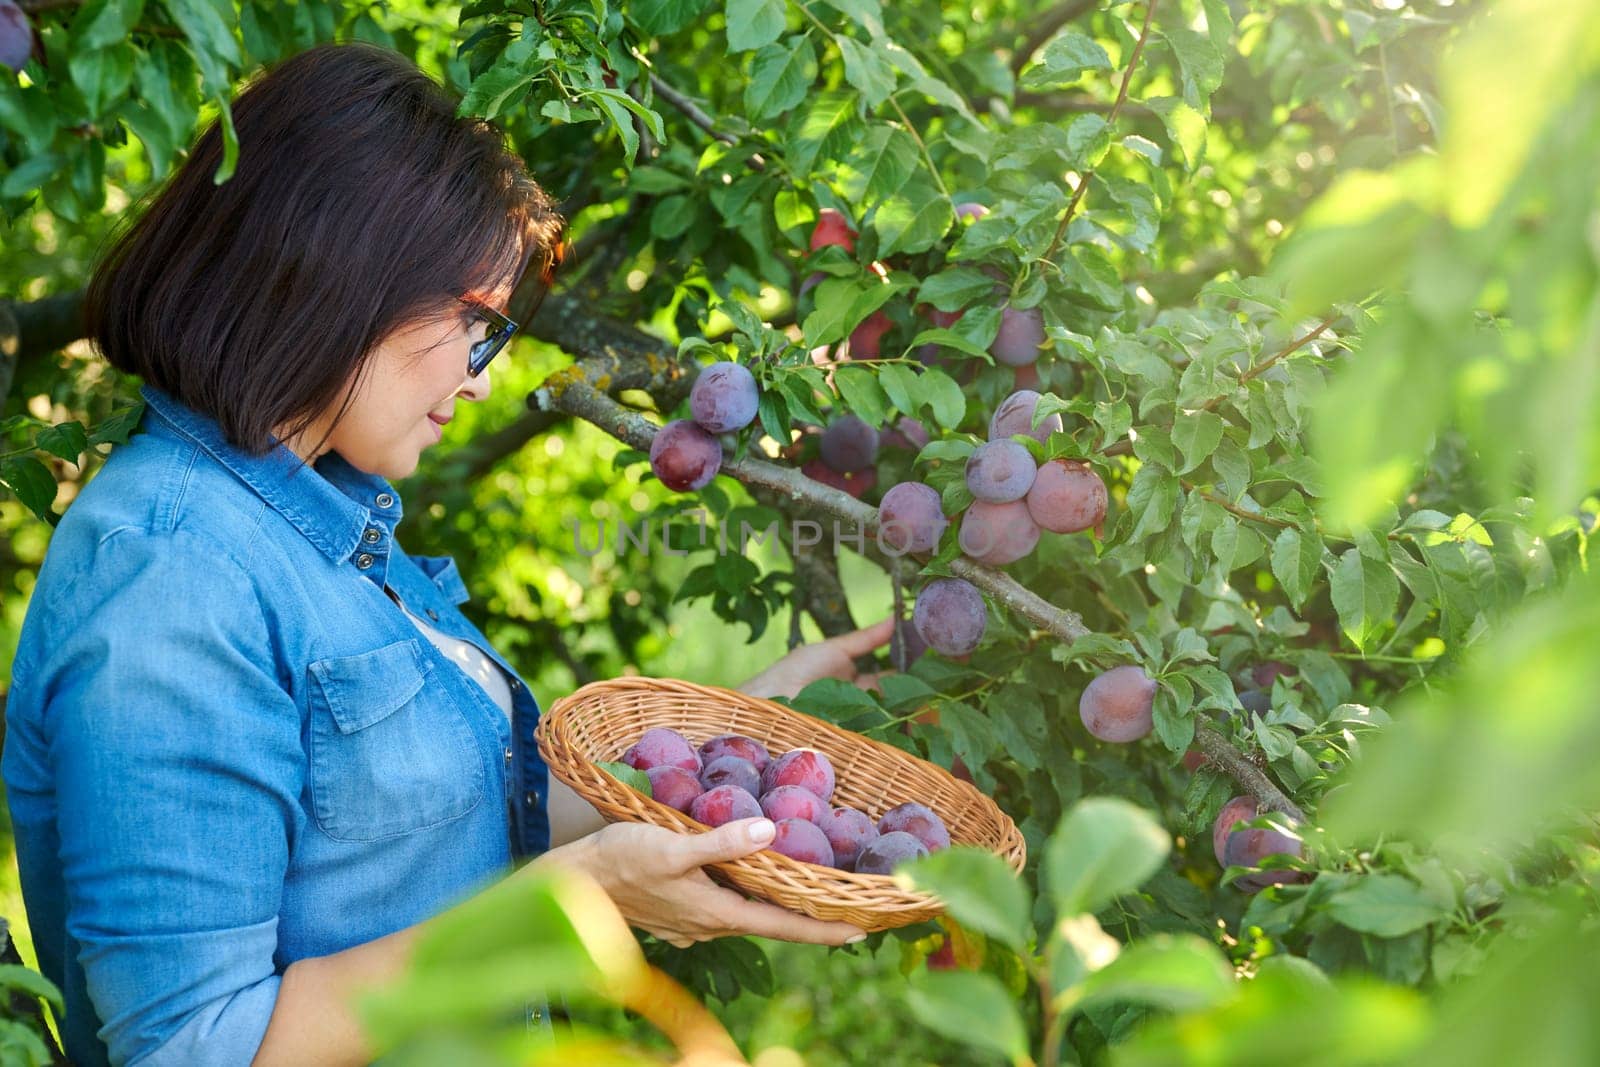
[736,616,897,701]
[535,817,868,948]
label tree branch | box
[1195,724,1305,821]
[1041,0,1159,268]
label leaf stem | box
[1040,0,1159,267]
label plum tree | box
[965,440,1038,504]
[623,727,701,772]
[820,807,878,871]
[646,766,704,813]
[1212,796,1260,865]
[1078,665,1158,743]
[698,734,771,770]
[848,309,894,360]
[819,415,880,473]
[878,481,948,554]
[689,784,762,827]
[809,207,857,252]
[1025,459,1107,534]
[649,420,722,491]
[699,755,761,797]
[760,784,828,823]
[989,389,1063,444]
[761,748,836,801]
[958,499,1041,565]
[688,361,759,433]
[878,802,951,851]
[912,577,987,656]
[854,830,930,875]
[991,305,1046,366]
[0,0,31,73]
[768,818,835,866]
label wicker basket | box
[535,677,1027,932]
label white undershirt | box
[385,586,606,847]
[385,587,515,724]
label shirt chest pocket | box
[307,638,486,842]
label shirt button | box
[362,528,381,544]
[355,553,374,569]
[523,791,540,810]
[426,608,439,621]
[509,678,523,692]
[375,492,395,508]
[503,746,513,762]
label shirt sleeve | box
[41,528,304,1066]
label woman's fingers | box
[827,615,896,657]
[667,817,777,872]
[704,889,867,945]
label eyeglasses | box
[456,234,566,378]
[458,298,518,378]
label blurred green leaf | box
[1046,798,1171,917]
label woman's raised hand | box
[536,818,867,948]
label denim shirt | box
[2,383,551,1065]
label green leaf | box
[72,0,146,50]
[1330,547,1400,649]
[1020,29,1111,91]
[917,267,1000,312]
[905,971,1030,1063]
[1161,27,1224,112]
[822,0,885,38]
[1325,873,1450,938]
[840,125,919,206]
[878,363,918,414]
[1045,797,1171,916]
[159,0,242,92]
[835,35,896,109]
[919,368,966,429]
[1152,684,1196,753]
[1271,527,1324,611]
[1127,465,1180,541]
[651,195,698,239]
[631,0,712,35]
[1079,935,1237,1012]
[874,177,954,257]
[88,402,145,447]
[901,847,1031,953]
[34,422,89,465]
[1173,411,1225,473]
[745,36,817,122]
[0,964,64,1016]
[0,456,58,525]
[834,366,890,427]
[784,89,858,174]
[68,40,136,116]
[725,0,786,52]
[597,761,652,797]
[801,277,861,346]
[0,154,64,200]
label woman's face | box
[276,282,513,480]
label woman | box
[2,42,888,1066]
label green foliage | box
[4,0,1599,1063]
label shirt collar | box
[138,384,404,565]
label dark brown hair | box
[84,41,564,461]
